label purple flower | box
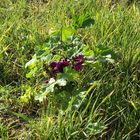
[61,59,70,67]
[74,55,84,64]
[50,62,57,68]
[73,55,84,71]
[50,59,69,73]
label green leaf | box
[26,67,37,78]
[35,78,67,102]
[45,84,55,93]
[97,44,117,60]
[35,79,56,102]
[62,27,74,42]
[41,54,52,62]
[84,46,94,57]
[35,92,48,102]
[20,94,30,103]
[25,55,37,68]
[81,18,95,28]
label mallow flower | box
[73,55,84,71]
[50,59,69,73]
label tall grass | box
[0,0,140,139]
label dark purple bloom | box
[50,62,57,68]
[50,59,69,73]
[73,63,82,71]
[74,55,84,64]
[61,60,69,67]
[73,55,84,71]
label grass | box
[0,0,140,139]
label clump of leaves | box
[23,21,116,109]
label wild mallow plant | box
[23,26,115,106]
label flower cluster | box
[73,55,84,71]
[45,55,84,83]
[50,59,70,75]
